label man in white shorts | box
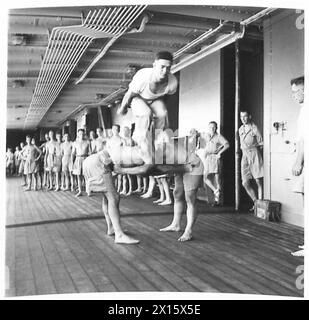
[117,51,178,163]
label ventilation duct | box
[24,5,147,129]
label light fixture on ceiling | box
[12,80,25,88]
[10,34,27,46]
[107,103,114,109]
[95,93,105,100]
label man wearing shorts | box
[83,150,139,245]
[202,121,229,205]
[60,133,73,191]
[117,51,178,163]
[238,111,263,211]
[113,135,202,242]
[71,129,91,197]
[290,76,305,257]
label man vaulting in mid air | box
[117,51,178,163]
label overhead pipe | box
[173,21,225,60]
[25,5,147,128]
[171,7,276,74]
[75,13,149,84]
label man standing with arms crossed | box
[117,51,178,164]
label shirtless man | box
[83,150,139,245]
[45,130,57,190]
[52,132,62,191]
[117,51,178,162]
[238,111,264,211]
[72,129,91,197]
[14,146,20,175]
[18,142,26,186]
[106,124,124,193]
[23,135,42,191]
[201,121,229,205]
[40,133,50,188]
[6,147,14,176]
[120,126,135,196]
[60,133,73,191]
[112,136,203,242]
[89,130,97,154]
[95,127,108,153]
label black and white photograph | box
[2,1,306,300]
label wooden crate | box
[254,200,281,222]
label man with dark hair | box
[201,121,230,205]
[95,127,108,153]
[117,51,178,164]
[72,128,91,197]
[290,76,305,257]
[238,111,264,211]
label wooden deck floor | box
[5,177,304,297]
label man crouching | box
[83,150,139,245]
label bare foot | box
[54,187,60,192]
[178,232,193,242]
[75,191,82,197]
[107,228,115,236]
[87,192,92,197]
[158,200,172,206]
[141,193,152,199]
[133,189,142,193]
[126,190,132,196]
[24,187,31,191]
[159,225,181,232]
[153,198,164,204]
[115,234,139,244]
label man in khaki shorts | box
[113,135,203,242]
[83,150,139,245]
[238,111,263,211]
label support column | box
[234,40,241,212]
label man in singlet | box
[72,128,91,197]
[60,133,73,191]
[117,51,178,163]
[238,111,264,211]
[23,135,42,191]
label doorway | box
[221,38,264,208]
